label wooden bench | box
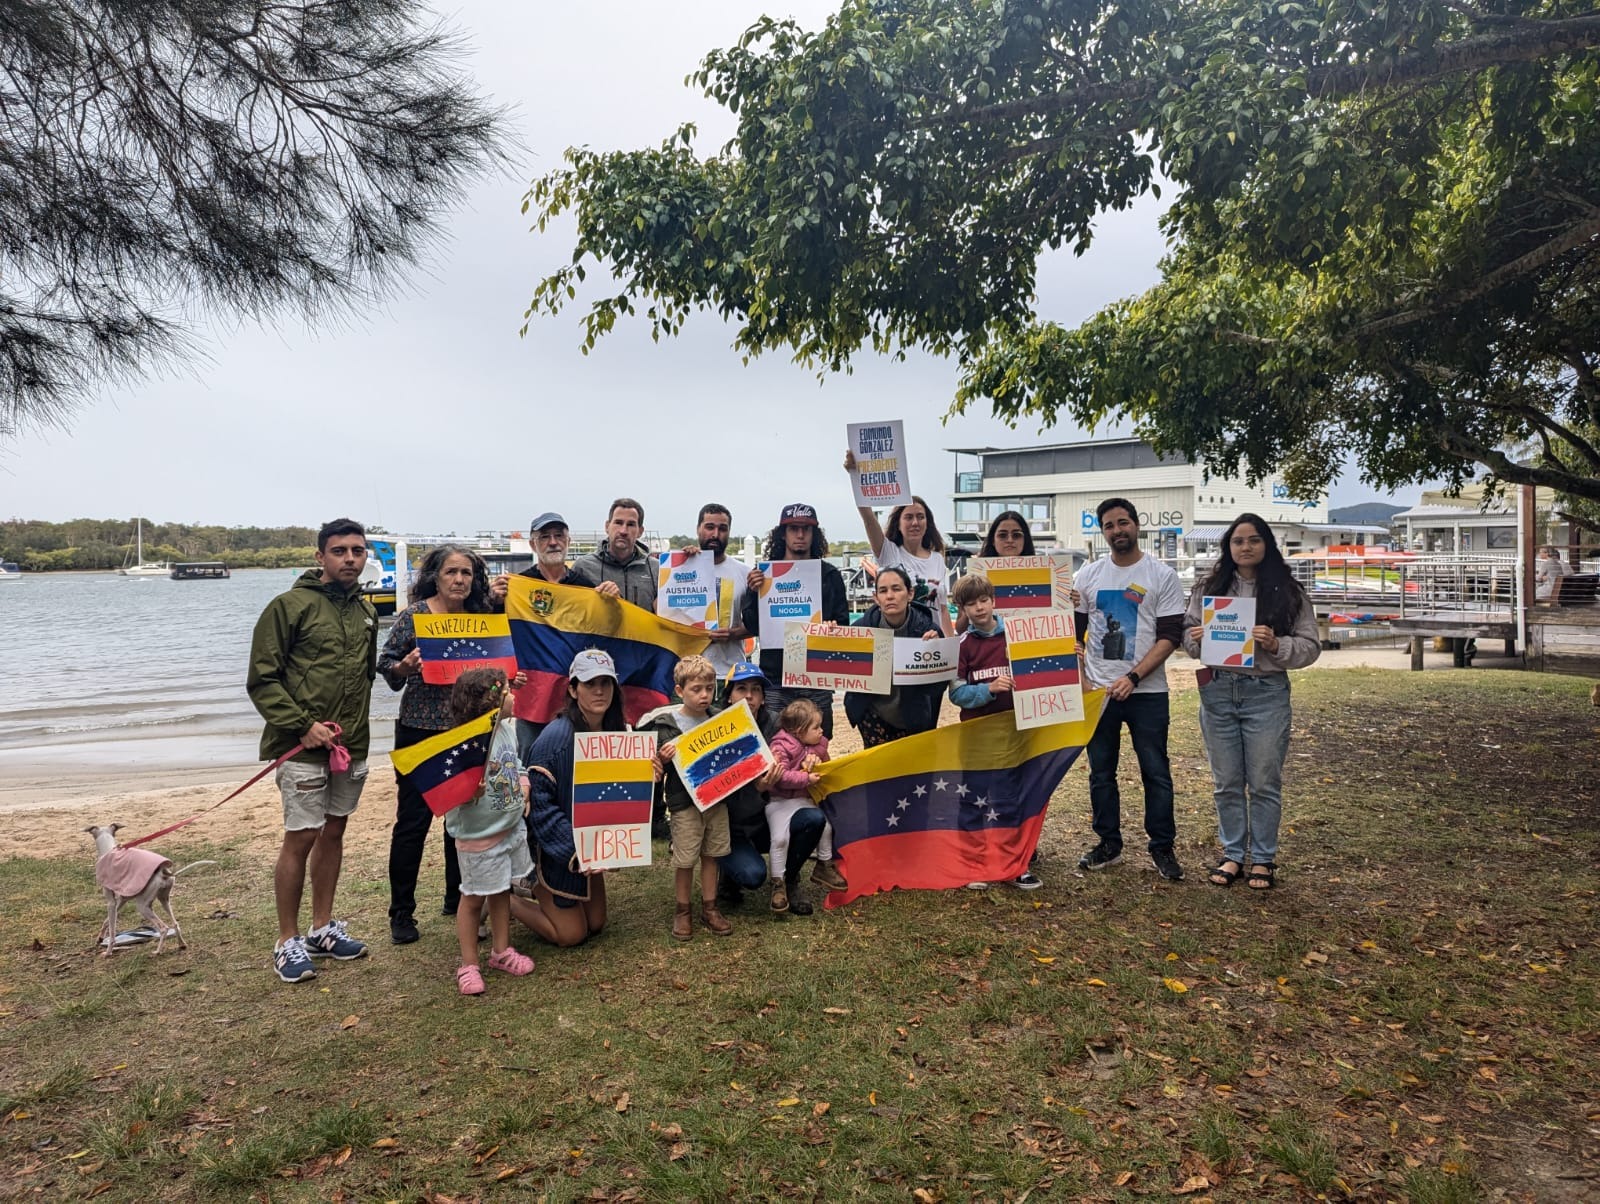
[1389,615,1518,669]
[1556,574,1599,605]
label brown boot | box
[700,901,733,936]
[671,903,693,941]
[769,878,789,914]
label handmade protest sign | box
[756,559,823,646]
[1005,609,1085,729]
[892,636,960,685]
[656,550,734,629]
[413,613,518,685]
[970,554,1075,612]
[782,621,893,694]
[1201,596,1257,668]
[571,729,657,870]
[671,700,774,810]
[847,420,911,507]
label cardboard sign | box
[1005,609,1085,729]
[1201,595,1257,668]
[671,700,774,810]
[656,550,734,629]
[970,554,1075,612]
[847,420,911,507]
[756,559,824,646]
[782,621,893,694]
[572,729,658,870]
[412,612,518,685]
[892,636,960,685]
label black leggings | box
[388,722,461,920]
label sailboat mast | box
[136,517,143,563]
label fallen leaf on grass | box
[668,1141,689,1161]
[911,1190,942,1203]
[1172,1174,1212,1195]
[474,1144,500,1166]
[370,1137,399,1149]
[1302,951,1328,966]
[495,1165,527,1181]
[340,1015,359,1030]
[1478,1067,1498,1082]
[332,1146,352,1167]
[1035,957,1055,964]
[822,1006,851,1015]
[615,1092,630,1113]
[812,1102,830,1117]
[654,1123,683,1141]
[1086,978,1108,987]
[1419,1114,1445,1124]
[1114,1170,1135,1186]
[776,1097,800,1107]
[1162,978,1189,994]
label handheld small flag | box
[390,711,496,817]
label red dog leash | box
[121,723,346,849]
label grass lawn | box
[2,669,1597,1202]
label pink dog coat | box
[95,847,174,896]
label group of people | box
[246,478,1320,991]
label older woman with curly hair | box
[377,544,520,945]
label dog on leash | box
[85,824,214,957]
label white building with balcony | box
[947,437,1382,556]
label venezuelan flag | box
[414,613,518,685]
[390,712,496,817]
[804,630,877,675]
[809,696,1103,905]
[506,579,711,726]
[572,756,655,827]
[983,565,1055,609]
[1008,635,1080,691]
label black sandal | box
[1208,860,1241,887]
[1246,863,1277,890]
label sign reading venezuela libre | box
[413,613,518,685]
[671,700,774,811]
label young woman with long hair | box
[1182,515,1321,891]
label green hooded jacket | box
[247,570,379,762]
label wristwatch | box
[1125,670,1141,687]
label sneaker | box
[1152,848,1185,882]
[305,919,369,960]
[486,946,535,976]
[1011,872,1044,890]
[1078,841,1124,871]
[390,915,420,945]
[811,860,848,893]
[965,881,991,890]
[273,936,317,983]
[456,964,485,995]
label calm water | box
[0,570,398,777]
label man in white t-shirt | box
[1071,498,1186,881]
[688,503,753,676]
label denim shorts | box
[277,759,368,831]
[457,827,534,897]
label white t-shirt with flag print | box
[1074,553,1184,694]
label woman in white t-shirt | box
[843,450,956,635]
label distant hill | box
[1329,502,1405,525]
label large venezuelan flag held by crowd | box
[809,691,1105,906]
[505,578,711,726]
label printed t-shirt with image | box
[1074,554,1184,694]
[874,542,948,620]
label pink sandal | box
[486,946,534,976]
[456,963,486,995]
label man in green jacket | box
[247,518,379,984]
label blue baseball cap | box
[724,662,770,690]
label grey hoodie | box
[572,542,657,609]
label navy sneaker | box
[273,935,318,983]
[1078,841,1123,871]
[305,919,369,960]
[1151,848,1185,882]
[1011,872,1044,890]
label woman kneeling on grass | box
[509,649,623,946]
[1182,514,1320,891]
[444,669,535,995]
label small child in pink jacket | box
[765,698,845,913]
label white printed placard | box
[1005,608,1085,729]
[756,559,824,646]
[782,621,893,694]
[572,730,658,870]
[847,420,912,507]
[892,636,960,685]
[1201,595,1257,668]
[656,550,732,629]
[969,554,1075,612]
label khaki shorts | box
[668,803,731,869]
[277,759,368,832]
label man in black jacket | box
[739,503,850,739]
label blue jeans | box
[1086,691,1176,853]
[718,807,824,888]
[1198,672,1292,864]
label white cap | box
[569,648,618,682]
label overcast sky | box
[0,0,1397,540]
